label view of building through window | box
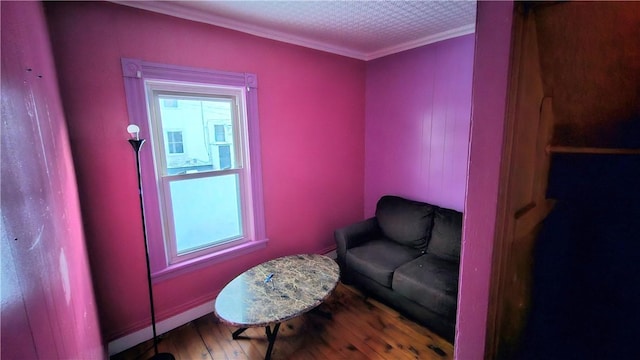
[158,97,234,175]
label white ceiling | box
[113,1,477,60]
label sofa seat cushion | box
[375,195,435,250]
[392,254,459,318]
[346,237,424,288]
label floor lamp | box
[127,124,175,360]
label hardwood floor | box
[111,283,453,360]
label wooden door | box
[485,5,555,359]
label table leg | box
[232,327,248,339]
[264,323,281,360]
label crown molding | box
[111,1,365,59]
[111,1,475,61]
[363,23,476,61]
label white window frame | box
[121,58,268,282]
[147,82,251,264]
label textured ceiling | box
[114,1,477,60]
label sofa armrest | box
[334,217,380,270]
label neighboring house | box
[160,99,234,173]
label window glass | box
[149,87,247,264]
[157,95,236,174]
[168,174,242,254]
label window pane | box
[169,174,243,255]
[158,96,236,175]
[218,145,231,169]
[167,131,184,154]
[214,124,226,142]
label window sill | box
[151,238,269,283]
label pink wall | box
[364,34,475,216]
[456,2,514,359]
[1,1,103,358]
[45,1,365,341]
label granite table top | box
[214,254,340,328]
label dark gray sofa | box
[334,195,462,342]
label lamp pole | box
[127,125,175,360]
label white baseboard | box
[107,299,215,356]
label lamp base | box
[149,353,175,360]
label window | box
[166,131,184,154]
[218,145,231,169]
[214,124,226,142]
[122,58,267,280]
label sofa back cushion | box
[427,207,463,262]
[375,196,435,250]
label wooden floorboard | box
[111,283,453,360]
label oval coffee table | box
[214,254,340,360]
